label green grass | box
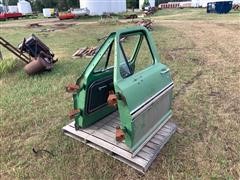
[0,9,239,179]
[154,8,240,20]
[0,58,17,76]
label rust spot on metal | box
[68,109,80,119]
[107,90,117,107]
[66,84,80,93]
[116,126,125,142]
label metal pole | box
[0,50,3,60]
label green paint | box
[72,26,173,151]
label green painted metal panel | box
[71,26,174,152]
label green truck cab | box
[69,26,174,153]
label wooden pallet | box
[62,112,177,173]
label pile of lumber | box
[72,47,99,58]
[136,19,153,31]
[124,13,138,19]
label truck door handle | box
[98,85,107,91]
[160,68,169,74]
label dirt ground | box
[0,18,98,28]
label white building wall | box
[8,5,18,13]
[80,0,126,15]
[17,0,32,15]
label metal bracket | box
[66,84,80,93]
[68,109,81,119]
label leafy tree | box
[127,0,138,9]
[29,0,79,12]
[6,0,18,5]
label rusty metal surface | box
[116,126,125,142]
[24,58,45,75]
[1,35,58,75]
[0,37,31,64]
[69,109,81,120]
[66,84,80,93]
[18,34,58,64]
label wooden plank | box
[142,146,156,155]
[92,130,128,150]
[154,134,165,142]
[84,141,145,173]
[93,127,115,138]
[144,123,177,171]
[63,125,90,140]
[162,125,173,131]
[63,125,148,167]
[63,118,177,173]
[146,141,159,150]
[161,127,172,134]
[137,151,153,161]
[157,130,171,137]
[150,137,163,145]
[101,125,116,133]
[69,121,101,135]
[164,122,175,130]
[94,115,114,127]
[81,126,100,134]
[106,121,120,129]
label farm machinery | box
[0,35,57,75]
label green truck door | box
[113,27,174,153]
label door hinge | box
[116,92,127,104]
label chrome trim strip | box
[131,83,174,119]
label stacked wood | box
[136,19,153,31]
[124,13,138,19]
[72,46,99,58]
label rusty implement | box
[0,35,58,75]
[0,37,31,64]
